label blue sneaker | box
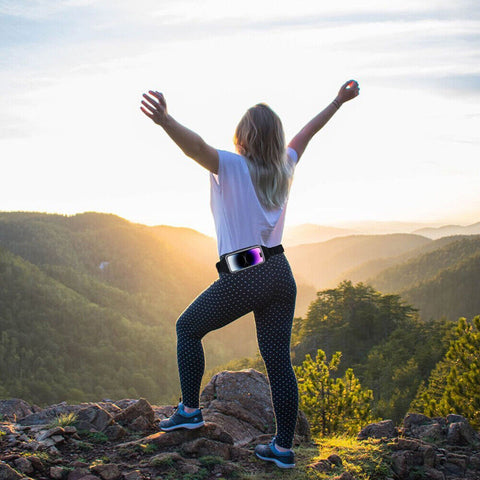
[159,401,205,431]
[254,436,295,469]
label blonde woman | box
[140,80,360,468]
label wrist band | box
[332,99,341,110]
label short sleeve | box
[211,149,243,187]
[286,147,299,165]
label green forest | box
[1,212,479,432]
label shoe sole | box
[255,452,295,469]
[160,421,205,431]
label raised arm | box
[141,91,219,174]
[288,80,360,162]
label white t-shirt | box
[210,147,299,256]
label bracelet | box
[332,99,341,110]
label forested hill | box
[287,233,431,288]
[0,212,250,406]
[369,235,480,321]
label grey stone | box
[36,427,65,442]
[0,463,24,480]
[0,399,35,422]
[327,454,343,466]
[447,421,476,446]
[49,466,65,480]
[90,464,121,480]
[358,419,396,439]
[403,412,432,430]
[75,405,113,432]
[200,369,310,445]
[13,458,33,474]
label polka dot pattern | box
[175,252,298,449]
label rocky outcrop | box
[0,369,311,480]
[200,368,311,446]
[358,412,480,480]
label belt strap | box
[216,244,284,274]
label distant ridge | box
[283,223,356,246]
[413,222,480,239]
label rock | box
[48,446,61,456]
[446,421,476,446]
[419,444,436,467]
[446,414,469,425]
[67,468,90,480]
[0,463,24,480]
[118,422,233,450]
[200,369,310,446]
[122,471,143,480]
[75,405,113,432]
[13,457,33,474]
[36,427,65,442]
[416,422,444,442]
[49,466,65,480]
[423,467,445,480]
[328,454,343,466]
[403,412,432,430]
[181,438,232,459]
[391,450,424,477]
[445,453,467,473]
[148,452,184,468]
[307,459,334,472]
[178,461,200,475]
[470,452,480,470]
[103,424,127,441]
[18,402,80,426]
[113,399,155,432]
[63,426,77,435]
[27,456,44,471]
[358,419,396,440]
[38,438,56,448]
[90,464,121,480]
[0,399,35,422]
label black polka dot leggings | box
[175,252,298,449]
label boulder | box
[0,463,24,480]
[122,471,143,480]
[13,457,33,474]
[49,467,65,480]
[18,402,80,426]
[416,421,444,442]
[358,419,396,440]
[403,412,432,430]
[113,399,155,432]
[0,399,35,422]
[118,422,233,450]
[307,459,335,473]
[446,421,476,446]
[90,463,121,480]
[75,405,113,432]
[200,369,310,446]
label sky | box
[1,0,479,236]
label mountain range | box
[1,211,479,406]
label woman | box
[140,80,360,468]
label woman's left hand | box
[336,80,360,105]
[140,91,169,126]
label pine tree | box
[412,316,480,428]
[295,349,375,436]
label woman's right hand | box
[140,90,169,126]
[336,80,360,105]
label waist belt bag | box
[216,244,284,274]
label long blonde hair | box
[234,103,294,210]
